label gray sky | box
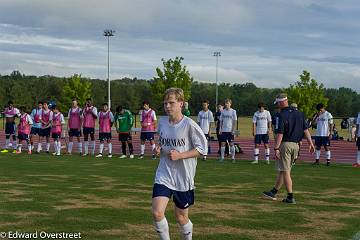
[1,0,360,91]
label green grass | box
[0,154,359,239]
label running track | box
[0,132,357,164]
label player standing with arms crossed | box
[38,102,53,154]
[67,98,82,155]
[96,103,114,158]
[152,88,207,240]
[1,101,20,153]
[51,106,65,156]
[219,99,237,163]
[197,100,214,160]
[16,106,33,154]
[139,100,157,159]
[82,98,97,156]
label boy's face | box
[217,105,223,111]
[143,104,149,110]
[225,101,231,109]
[43,103,48,109]
[38,103,43,109]
[164,94,182,116]
[86,100,92,106]
[259,106,264,112]
[72,100,77,107]
[202,102,209,111]
[103,105,108,111]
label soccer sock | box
[18,144,22,152]
[140,144,145,155]
[357,151,360,164]
[128,142,134,154]
[68,142,73,153]
[5,139,10,149]
[91,141,96,155]
[99,143,104,154]
[37,142,42,152]
[265,148,270,161]
[152,143,156,152]
[220,146,225,159]
[27,143,31,152]
[12,139,17,150]
[84,141,89,154]
[254,148,259,161]
[121,142,127,155]
[46,142,50,151]
[179,219,193,240]
[231,145,235,159]
[326,151,331,161]
[108,143,112,154]
[315,150,321,161]
[54,141,58,153]
[58,141,62,154]
[154,217,170,240]
[78,142,82,153]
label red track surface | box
[1,132,357,164]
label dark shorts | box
[255,134,269,145]
[119,133,132,142]
[83,127,95,135]
[99,132,112,141]
[357,138,360,150]
[18,133,30,141]
[5,122,16,135]
[315,136,330,148]
[141,132,154,141]
[52,133,61,140]
[220,132,234,143]
[40,128,51,137]
[152,183,194,209]
[30,127,41,135]
[68,128,81,137]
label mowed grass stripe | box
[0,153,359,240]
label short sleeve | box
[233,110,237,121]
[252,113,257,123]
[209,111,214,123]
[267,111,272,122]
[189,120,208,155]
[27,115,33,124]
[152,111,157,121]
[328,112,334,124]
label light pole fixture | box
[213,51,221,109]
[104,29,115,109]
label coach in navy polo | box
[262,93,315,204]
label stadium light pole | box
[104,29,115,109]
[213,51,221,109]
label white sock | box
[108,143,112,154]
[265,148,270,161]
[91,141,96,155]
[357,151,360,164]
[220,146,225,159]
[179,219,193,240]
[99,143,104,154]
[57,141,62,154]
[18,144,22,152]
[231,145,235,159]
[78,142,82,153]
[54,142,58,152]
[68,142,73,153]
[37,142,42,152]
[254,148,259,161]
[152,144,156,152]
[154,218,170,240]
[315,150,321,160]
[326,150,331,160]
[84,141,89,154]
[27,143,31,152]
[13,140,17,150]
[140,144,145,155]
[46,142,50,151]
[5,139,10,149]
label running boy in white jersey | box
[197,100,214,160]
[1,101,20,153]
[82,98,97,156]
[312,103,334,166]
[219,99,237,163]
[353,112,360,167]
[152,88,207,240]
[251,102,272,164]
[37,102,53,154]
[16,106,33,154]
[51,105,65,156]
[96,103,114,158]
[67,98,82,155]
[30,101,43,151]
[139,100,157,159]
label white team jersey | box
[356,112,360,137]
[252,110,272,135]
[197,110,214,134]
[30,108,43,128]
[155,116,207,191]
[315,111,334,136]
[220,108,237,132]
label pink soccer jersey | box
[68,107,82,129]
[18,113,32,134]
[99,111,114,133]
[83,106,97,128]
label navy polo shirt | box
[278,107,308,143]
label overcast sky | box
[1,0,360,91]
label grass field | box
[0,153,359,240]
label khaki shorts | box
[276,142,299,171]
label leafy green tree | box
[150,57,193,108]
[286,70,328,118]
[63,74,92,109]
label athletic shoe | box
[292,158,297,165]
[1,149,9,153]
[312,161,320,165]
[262,191,277,201]
[138,154,144,159]
[326,161,330,166]
[28,151,32,155]
[82,153,88,157]
[251,160,258,164]
[108,154,112,158]
[152,154,156,160]
[15,150,21,154]
[129,154,134,159]
[282,197,296,204]
[12,149,17,153]
[352,163,359,167]
[52,152,57,156]
[79,152,83,156]
[265,160,270,165]
[202,156,207,161]
[55,153,61,156]
[95,154,103,158]
[119,155,127,159]
[232,159,236,163]
[46,151,50,154]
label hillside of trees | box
[0,70,359,117]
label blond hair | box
[163,88,185,102]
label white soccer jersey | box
[356,113,360,137]
[220,108,237,132]
[315,111,334,136]
[197,110,214,134]
[30,108,43,128]
[155,116,207,191]
[253,110,272,135]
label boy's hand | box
[169,149,181,161]
[154,145,161,156]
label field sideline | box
[0,153,359,240]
